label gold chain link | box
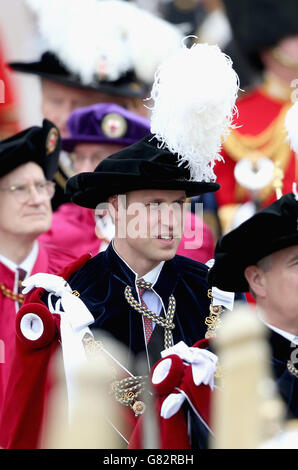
[287,360,298,378]
[0,282,24,304]
[124,280,176,350]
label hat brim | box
[62,136,139,153]
[9,61,147,98]
[66,172,220,209]
[208,205,298,292]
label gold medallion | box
[101,113,128,139]
[132,400,146,416]
[46,127,59,155]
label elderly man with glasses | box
[0,119,75,417]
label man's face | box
[0,162,52,239]
[114,189,187,265]
[251,245,298,329]
[41,80,148,137]
[73,142,125,173]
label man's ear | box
[244,265,266,298]
[107,195,119,223]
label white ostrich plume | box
[285,100,298,153]
[25,0,183,86]
[149,40,240,182]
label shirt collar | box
[111,241,164,286]
[258,310,298,345]
[0,241,39,276]
[141,262,165,286]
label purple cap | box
[62,103,150,152]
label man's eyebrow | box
[146,197,187,204]
[288,254,298,263]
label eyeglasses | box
[0,181,56,203]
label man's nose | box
[75,160,96,173]
[27,185,44,204]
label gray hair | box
[249,254,273,298]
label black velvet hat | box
[0,119,61,180]
[9,51,147,99]
[208,193,298,292]
[65,134,220,209]
[223,0,298,71]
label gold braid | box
[0,282,24,304]
[124,279,176,350]
[205,288,224,379]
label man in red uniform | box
[214,0,298,233]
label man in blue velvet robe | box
[209,191,298,420]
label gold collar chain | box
[0,282,24,304]
[287,360,298,378]
[124,280,176,350]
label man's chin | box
[24,222,51,237]
[152,244,178,261]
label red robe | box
[0,242,77,422]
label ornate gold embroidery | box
[223,102,292,203]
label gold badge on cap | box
[46,127,59,155]
[101,113,128,139]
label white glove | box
[22,273,72,297]
[22,273,94,331]
[161,341,218,389]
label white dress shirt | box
[112,242,165,326]
[0,241,39,311]
[258,311,298,346]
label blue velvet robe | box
[268,330,298,419]
[66,243,212,369]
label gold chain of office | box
[0,282,24,304]
[112,279,175,414]
[124,279,176,350]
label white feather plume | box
[25,0,183,86]
[285,100,298,153]
[149,41,240,182]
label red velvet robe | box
[0,242,76,421]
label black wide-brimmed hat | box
[0,119,60,180]
[223,0,298,71]
[208,193,298,292]
[65,134,220,209]
[9,51,147,99]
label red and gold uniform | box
[215,76,295,233]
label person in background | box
[0,119,75,418]
[0,32,20,139]
[209,191,298,420]
[213,0,298,234]
[8,0,183,209]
